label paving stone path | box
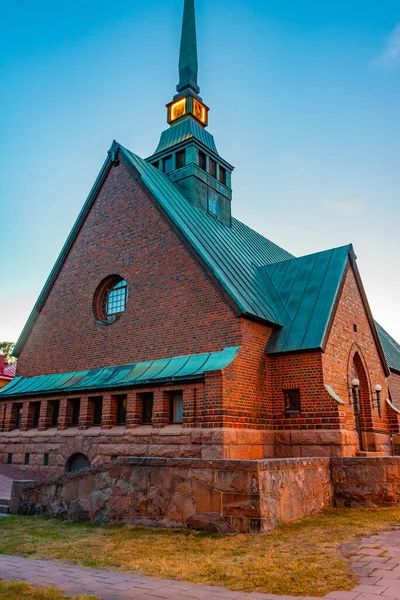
[2,529,400,600]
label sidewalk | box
[1,529,400,600]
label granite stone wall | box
[332,457,400,507]
[15,457,333,533]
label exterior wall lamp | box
[349,379,383,418]
[372,384,383,419]
[349,378,360,413]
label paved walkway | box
[2,529,400,599]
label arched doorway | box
[67,453,91,473]
[351,352,373,451]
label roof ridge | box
[259,243,352,271]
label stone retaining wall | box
[332,457,400,507]
[15,456,400,532]
[15,457,332,533]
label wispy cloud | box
[328,193,365,217]
[371,24,400,70]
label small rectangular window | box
[116,396,127,425]
[163,155,174,174]
[199,151,207,171]
[7,453,12,465]
[141,393,154,425]
[283,389,301,414]
[24,453,30,465]
[15,404,23,429]
[50,400,60,428]
[219,166,227,186]
[111,455,118,461]
[44,453,49,466]
[70,399,81,427]
[91,397,103,426]
[32,402,41,428]
[169,392,183,424]
[176,149,186,170]
[354,324,358,333]
[209,158,217,179]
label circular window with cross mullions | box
[93,276,129,325]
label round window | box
[94,276,129,325]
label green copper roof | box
[13,139,399,364]
[375,322,400,374]
[177,0,199,95]
[263,245,352,354]
[122,145,293,324]
[153,119,218,156]
[12,142,293,358]
[0,347,241,400]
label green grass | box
[0,579,99,600]
[1,509,400,596]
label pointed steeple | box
[177,0,200,95]
[146,0,234,227]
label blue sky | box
[1,0,400,344]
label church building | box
[1,0,400,476]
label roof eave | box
[0,374,205,401]
[348,250,390,377]
[266,346,323,358]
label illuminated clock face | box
[193,99,207,124]
[170,98,186,122]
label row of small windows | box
[7,452,49,466]
[4,391,184,432]
[155,149,227,186]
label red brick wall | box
[270,352,339,430]
[17,161,242,377]
[389,372,400,408]
[322,264,393,438]
[222,319,272,429]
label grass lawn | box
[0,509,400,597]
[0,579,99,600]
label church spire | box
[177,0,200,95]
[147,0,234,227]
[166,0,209,127]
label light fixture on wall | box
[349,378,360,413]
[349,379,383,419]
[372,384,383,419]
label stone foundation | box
[0,427,275,476]
[15,457,333,533]
[3,425,393,478]
[273,429,361,458]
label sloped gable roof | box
[375,322,400,375]
[12,142,296,357]
[12,142,399,369]
[122,145,293,324]
[261,245,351,354]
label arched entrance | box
[67,453,91,473]
[351,352,373,451]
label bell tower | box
[146,0,234,226]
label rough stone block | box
[222,493,260,518]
